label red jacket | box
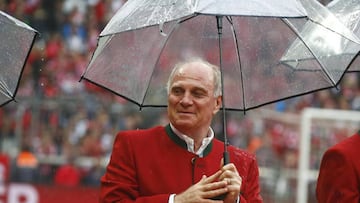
[100,125,262,202]
[54,164,81,187]
[316,130,360,203]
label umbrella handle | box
[223,151,230,165]
[210,152,230,200]
[211,194,227,200]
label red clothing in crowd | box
[100,125,262,202]
[54,164,81,187]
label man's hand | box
[174,170,228,203]
[219,163,242,203]
[174,161,242,203]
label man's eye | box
[193,91,206,98]
[171,88,183,95]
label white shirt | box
[169,123,214,157]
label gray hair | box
[166,58,222,97]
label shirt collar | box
[169,123,214,157]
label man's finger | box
[202,170,222,184]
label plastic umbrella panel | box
[82,0,360,111]
[0,11,38,107]
[280,0,360,72]
[100,0,308,35]
[327,0,360,72]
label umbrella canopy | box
[81,0,360,111]
[280,0,360,72]
[327,0,360,72]
[0,11,38,107]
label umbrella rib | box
[246,85,338,111]
[225,16,246,112]
[281,18,337,87]
[11,32,39,101]
[139,19,185,109]
[88,79,138,105]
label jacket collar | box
[165,124,213,157]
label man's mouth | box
[178,111,193,114]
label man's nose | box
[180,92,193,105]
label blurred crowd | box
[0,1,359,201]
[0,0,130,187]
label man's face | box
[167,62,221,133]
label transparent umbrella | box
[81,0,360,111]
[80,0,360,164]
[0,11,38,107]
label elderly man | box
[100,58,263,203]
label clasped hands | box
[174,163,242,203]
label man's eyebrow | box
[192,87,209,94]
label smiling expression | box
[167,61,222,136]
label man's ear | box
[213,96,222,115]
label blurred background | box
[0,0,359,203]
